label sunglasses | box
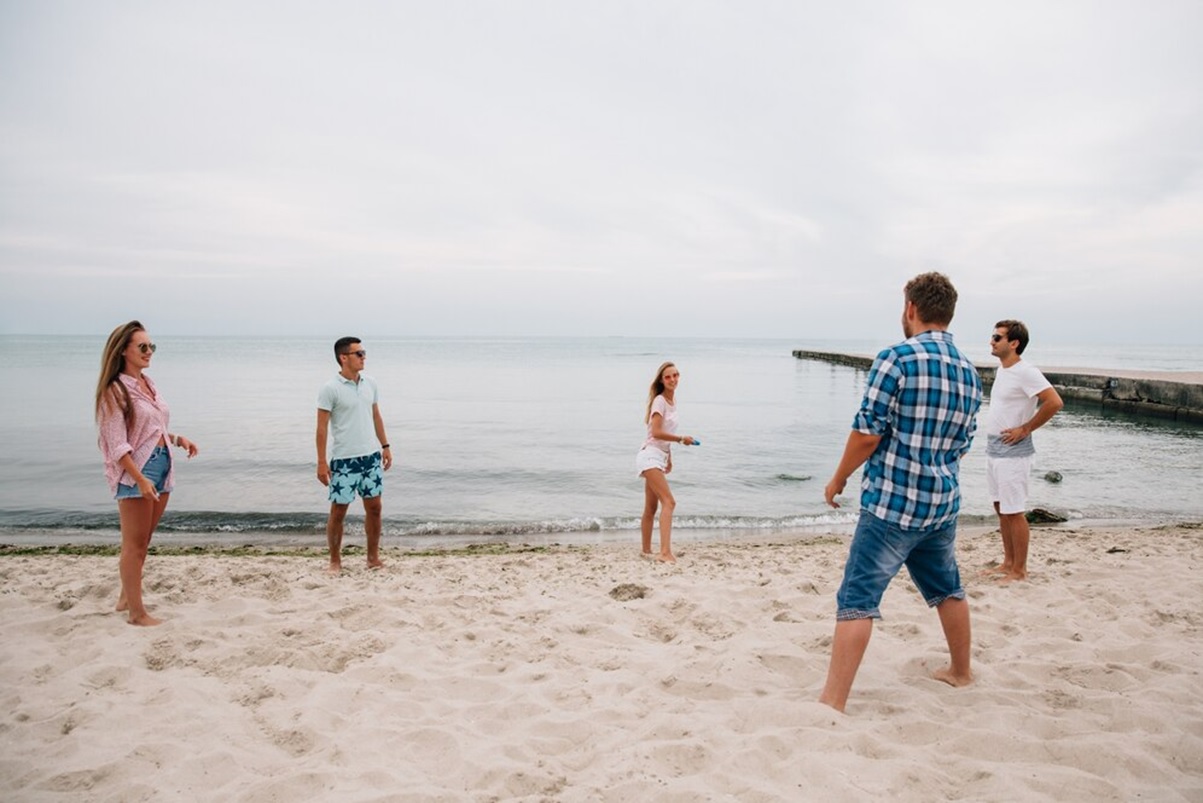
[345,350,366,358]
[136,343,157,354]
[990,334,1007,343]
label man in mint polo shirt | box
[316,337,393,573]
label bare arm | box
[372,403,392,470]
[649,413,695,446]
[167,433,199,458]
[824,431,883,508]
[1000,386,1064,444]
[316,408,331,485]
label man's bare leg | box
[364,495,384,569]
[818,618,873,713]
[327,502,349,574]
[930,596,973,686]
[996,511,1029,581]
[979,502,1014,576]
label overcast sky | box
[2,1,1200,343]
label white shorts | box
[635,446,669,477]
[986,456,1032,515]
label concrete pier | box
[792,350,1203,424]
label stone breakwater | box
[792,350,1203,424]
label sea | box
[2,335,1200,548]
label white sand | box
[1,525,1201,802]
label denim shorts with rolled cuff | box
[835,509,966,620]
[115,445,173,499]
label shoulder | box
[1017,360,1047,377]
[1015,360,1052,388]
[317,376,343,401]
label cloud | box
[1,1,1201,341]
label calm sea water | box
[1,335,1200,546]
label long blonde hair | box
[94,320,144,426]
[644,361,675,423]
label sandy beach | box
[1,524,1201,802]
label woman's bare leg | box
[116,492,169,626]
[640,480,658,555]
[642,469,676,562]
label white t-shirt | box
[985,360,1052,458]
[642,395,677,452]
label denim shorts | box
[115,445,173,499]
[328,451,384,505]
[835,510,965,620]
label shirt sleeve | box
[852,349,900,436]
[1020,364,1053,398]
[650,395,668,420]
[317,381,336,412]
[97,389,133,465]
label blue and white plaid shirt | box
[852,330,982,531]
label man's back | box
[855,330,982,531]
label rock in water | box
[1027,507,1068,524]
[1044,471,1063,483]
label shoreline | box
[3,516,1198,551]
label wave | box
[0,508,861,538]
[1,509,1117,543]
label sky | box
[1,1,1201,344]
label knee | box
[328,504,349,523]
[661,495,676,512]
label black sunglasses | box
[991,334,1007,343]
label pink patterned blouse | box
[97,373,174,494]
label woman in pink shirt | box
[95,321,198,626]
[634,362,697,563]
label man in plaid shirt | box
[819,272,982,713]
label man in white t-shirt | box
[983,320,1063,582]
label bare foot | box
[327,563,342,576]
[640,551,655,559]
[997,571,1028,584]
[115,597,129,612]
[931,666,973,687]
[367,558,385,570]
[127,612,163,627]
[817,696,846,714]
[656,552,676,563]
[977,564,1010,578]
